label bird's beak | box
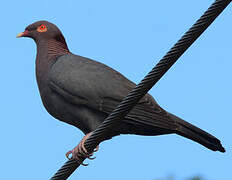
[16,30,29,38]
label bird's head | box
[17,20,66,44]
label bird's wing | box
[49,54,175,130]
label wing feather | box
[49,54,176,131]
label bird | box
[17,20,225,163]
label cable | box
[50,0,231,179]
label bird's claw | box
[65,132,99,166]
[65,150,73,160]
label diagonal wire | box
[50,0,231,179]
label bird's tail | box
[169,113,225,153]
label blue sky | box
[1,0,231,179]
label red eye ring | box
[40,24,46,30]
[37,24,47,32]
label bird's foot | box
[65,132,99,166]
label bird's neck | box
[37,38,70,60]
[35,38,70,91]
[47,39,70,59]
[36,38,70,69]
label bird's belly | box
[41,90,75,124]
[40,90,104,134]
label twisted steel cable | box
[50,0,231,179]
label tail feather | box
[169,113,225,153]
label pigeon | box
[17,20,225,162]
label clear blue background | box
[0,0,231,179]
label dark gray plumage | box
[18,20,225,153]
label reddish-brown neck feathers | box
[47,37,70,59]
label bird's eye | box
[37,24,47,32]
